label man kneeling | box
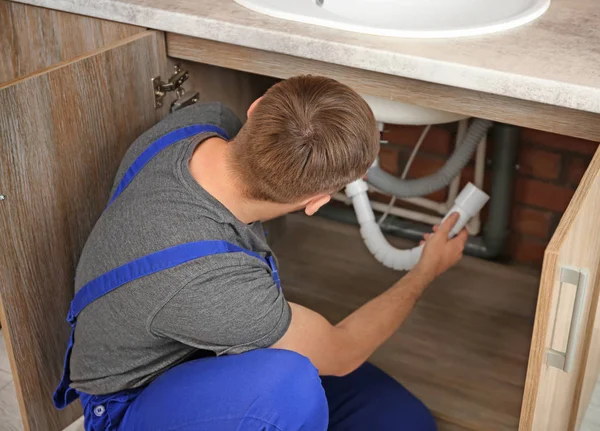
[54,75,467,430]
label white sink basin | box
[235,0,551,39]
[362,94,468,125]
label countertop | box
[13,0,600,114]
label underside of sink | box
[362,94,468,125]
[234,0,551,39]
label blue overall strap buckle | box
[53,324,78,409]
[107,124,229,207]
[267,255,281,290]
[53,240,278,409]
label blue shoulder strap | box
[107,124,229,207]
[68,241,278,323]
[53,123,281,410]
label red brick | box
[458,165,492,193]
[378,146,400,174]
[512,207,552,239]
[402,155,448,202]
[518,147,562,180]
[382,124,453,155]
[515,178,574,212]
[521,128,599,156]
[404,154,446,178]
[460,165,475,184]
[566,156,591,187]
[422,189,447,203]
[369,191,396,206]
[509,235,547,267]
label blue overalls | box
[53,124,437,431]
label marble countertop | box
[14,0,600,114]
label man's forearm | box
[331,270,432,375]
[274,214,464,377]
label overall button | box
[93,405,106,417]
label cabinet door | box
[0,31,169,431]
[520,145,600,431]
[0,0,143,84]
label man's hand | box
[414,212,468,283]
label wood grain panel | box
[0,31,168,431]
[0,0,143,84]
[166,34,600,142]
[179,61,277,121]
[272,214,539,431]
[520,145,600,430]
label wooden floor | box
[4,214,600,430]
[272,214,541,431]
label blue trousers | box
[80,349,436,431]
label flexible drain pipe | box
[368,119,493,198]
[346,179,489,271]
[321,123,519,261]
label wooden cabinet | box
[0,0,144,83]
[0,5,274,430]
[272,147,600,431]
[520,147,600,430]
[0,27,170,430]
[1,2,600,430]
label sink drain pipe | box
[368,118,493,198]
[320,123,519,260]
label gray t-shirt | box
[70,102,291,395]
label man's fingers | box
[432,225,439,233]
[438,212,460,235]
[453,229,468,248]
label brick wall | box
[377,123,599,266]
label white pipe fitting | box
[345,179,489,271]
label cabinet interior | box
[272,214,540,431]
[182,62,543,430]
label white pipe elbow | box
[345,179,489,271]
[360,222,423,271]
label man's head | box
[230,75,379,216]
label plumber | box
[54,75,467,430]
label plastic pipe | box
[367,119,493,198]
[323,123,519,261]
[345,179,489,271]
[469,123,520,258]
[466,134,487,234]
[332,192,443,226]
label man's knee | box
[249,349,329,428]
[260,349,326,403]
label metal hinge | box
[152,65,199,112]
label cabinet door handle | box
[546,266,589,373]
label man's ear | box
[304,194,331,216]
[247,96,263,118]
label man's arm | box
[272,212,468,376]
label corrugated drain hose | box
[367,119,493,198]
[345,180,489,271]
